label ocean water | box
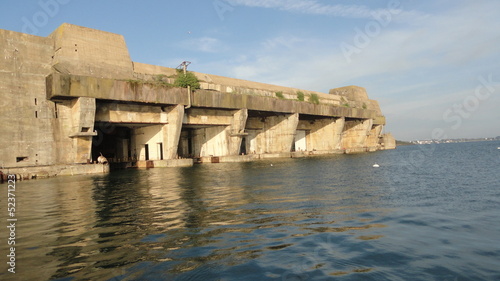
[1,141,499,281]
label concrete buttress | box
[228,109,248,155]
[69,97,97,163]
[262,113,299,153]
[366,124,384,151]
[341,118,373,152]
[162,105,184,159]
[298,117,345,152]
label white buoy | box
[373,163,380,168]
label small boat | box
[373,163,380,168]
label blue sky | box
[2,0,499,140]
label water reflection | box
[4,144,497,280]
[0,157,389,280]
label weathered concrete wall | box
[2,164,109,180]
[193,126,230,157]
[50,23,134,79]
[297,117,345,152]
[133,62,329,101]
[381,133,397,150]
[183,108,234,126]
[47,73,380,120]
[341,119,373,152]
[47,73,189,105]
[144,159,193,168]
[185,109,247,158]
[192,89,378,119]
[96,101,167,124]
[247,114,299,154]
[134,125,164,161]
[0,29,56,168]
[366,125,384,151]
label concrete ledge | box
[153,159,193,168]
[195,150,349,164]
[258,153,292,159]
[345,148,369,154]
[0,164,109,181]
[136,159,193,168]
[46,73,383,121]
[46,73,189,105]
[193,89,379,119]
[293,149,344,157]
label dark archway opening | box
[92,123,133,169]
[239,137,247,155]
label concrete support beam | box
[341,118,373,151]
[47,73,380,120]
[183,108,234,126]
[228,109,248,155]
[162,105,184,159]
[95,102,167,124]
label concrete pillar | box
[72,137,93,163]
[305,117,345,151]
[340,118,373,151]
[228,109,248,155]
[263,113,299,153]
[381,133,396,150]
[162,105,184,159]
[69,97,97,163]
[365,124,383,151]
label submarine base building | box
[0,24,395,180]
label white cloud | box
[226,0,375,18]
[261,35,305,50]
[226,0,425,21]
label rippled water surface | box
[1,141,500,280]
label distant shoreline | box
[399,138,499,145]
[396,140,415,146]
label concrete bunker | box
[1,23,395,180]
